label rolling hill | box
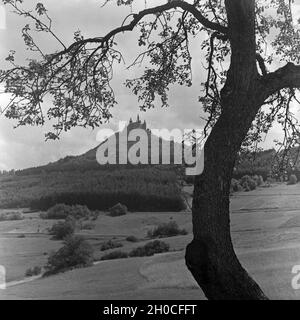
[0,117,188,211]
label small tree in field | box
[45,236,94,275]
[49,219,76,240]
[288,174,298,185]
[1,0,300,299]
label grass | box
[0,212,23,222]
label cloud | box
[0,0,295,170]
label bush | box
[49,219,76,240]
[100,240,123,251]
[18,234,26,238]
[101,250,128,261]
[247,179,257,190]
[240,175,257,191]
[42,204,91,220]
[288,174,298,185]
[42,204,70,219]
[254,175,264,186]
[233,166,270,182]
[129,240,169,257]
[109,203,128,217]
[0,212,23,221]
[80,221,95,230]
[230,179,243,193]
[147,221,188,239]
[90,210,100,221]
[126,235,139,243]
[45,236,94,276]
[71,205,92,219]
[25,266,42,277]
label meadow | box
[2,183,300,299]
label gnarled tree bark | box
[186,0,269,300]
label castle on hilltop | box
[127,115,150,133]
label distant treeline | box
[233,149,274,181]
[30,192,184,212]
[233,166,271,181]
[0,167,185,212]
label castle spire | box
[137,114,140,123]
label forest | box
[0,167,185,212]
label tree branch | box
[48,0,227,62]
[262,62,300,96]
[256,53,267,76]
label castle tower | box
[142,120,146,130]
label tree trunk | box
[185,73,269,300]
[185,106,268,300]
[185,0,269,300]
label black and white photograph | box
[0,0,300,305]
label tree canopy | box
[0,0,299,152]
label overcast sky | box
[0,0,299,171]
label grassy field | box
[0,208,192,283]
[2,183,300,299]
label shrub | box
[90,210,100,221]
[45,236,94,276]
[0,212,23,221]
[129,240,169,257]
[240,175,257,191]
[248,179,257,190]
[18,234,26,238]
[288,174,298,185]
[230,179,243,193]
[25,266,42,277]
[71,205,92,219]
[251,175,264,186]
[109,203,127,217]
[49,219,75,240]
[42,204,70,219]
[100,240,123,251]
[264,176,273,187]
[233,166,270,181]
[80,221,95,230]
[126,235,139,243]
[42,204,91,220]
[101,250,128,261]
[243,182,250,192]
[147,221,188,239]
